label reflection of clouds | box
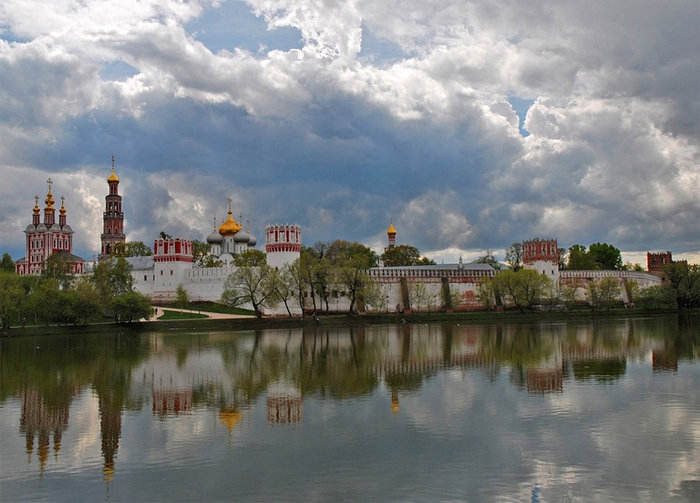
[71,392,101,465]
[401,372,477,434]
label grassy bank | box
[4,307,697,338]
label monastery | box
[16,161,665,313]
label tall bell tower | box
[100,155,125,260]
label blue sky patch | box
[508,96,535,137]
[186,0,303,55]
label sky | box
[1,0,698,265]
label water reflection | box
[1,314,698,501]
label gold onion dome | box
[387,222,397,235]
[219,408,242,432]
[45,188,55,209]
[218,211,242,236]
[107,167,119,183]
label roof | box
[54,250,85,262]
[372,262,495,272]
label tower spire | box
[44,178,55,224]
[101,155,125,260]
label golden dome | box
[44,178,55,209]
[107,167,120,184]
[218,211,242,236]
[219,408,242,432]
[387,222,397,235]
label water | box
[1,314,699,502]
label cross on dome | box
[107,155,120,183]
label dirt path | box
[147,306,255,321]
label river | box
[1,314,698,502]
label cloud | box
[0,0,698,263]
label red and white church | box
[16,179,85,276]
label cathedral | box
[15,179,85,276]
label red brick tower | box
[100,155,125,259]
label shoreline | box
[3,308,698,338]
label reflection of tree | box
[1,332,150,478]
[385,324,437,398]
[480,323,559,368]
[298,327,380,399]
[3,314,700,475]
[571,358,626,383]
[90,333,149,480]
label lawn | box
[157,309,209,320]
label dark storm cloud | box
[0,0,697,263]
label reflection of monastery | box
[14,321,682,477]
[16,160,665,311]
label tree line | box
[478,259,700,312]
[0,254,151,329]
[220,240,386,317]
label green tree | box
[42,253,75,289]
[110,291,152,323]
[221,249,279,318]
[634,285,676,310]
[560,285,578,310]
[0,271,24,328]
[282,258,309,314]
[29,277,62,325]
[589,277,622,309]
[91,257,135,314]
[491,269,552,311]
[326,240,378,314]
[175,285,189,309]
[477,278,497,310]
[409,282,430,311]
[588,242,623,270]
[111,241,152,257]
[504,242,523,271]
[270,267,295,317]
[381,245,421,266]
[306,243,333,312]
[70,278,102,324]
[0,253,15,272]
[566,244,596,270]
[191,240,223,267]
[663,262,700,308]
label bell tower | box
[100,155,125,260]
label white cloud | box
[0,0,698,261]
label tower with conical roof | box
[100,155,126,260]
[386,222,397,249]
